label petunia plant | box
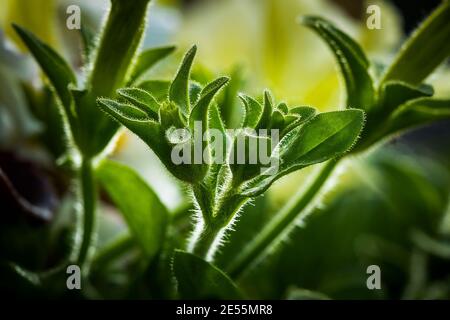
[12,0,175,272]
[98,45,365,262]
[4,0,450,300]
[227,2,450,279]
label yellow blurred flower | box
[176,0,402,110]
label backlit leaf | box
[301,16,374,110]
[169,45,197,115]
[97,160,168,258]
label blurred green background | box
[0,0,449,299]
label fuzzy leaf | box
[12,24,76,108]
[173,250,243,299]
[169,45,197,114]
[189,77,229,129]
[203,103,228,199]
[239,94,264,129]
[97,97,163,150]
[117,87,160,118]
[207,103,227,165]
[256,90,274,129]
[189,81,203,106]
[301,16,374,110]
[229,130,273,181]
[381,1,450,85]
[241,110,364,196]
[128,45,175,84]
[97,98,149,121]
[280,109,364,167]
[97,160,168,258]
[97,98,192,183]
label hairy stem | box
[189,223,221,261]
[227,159,339,278]
[77,157,97,270]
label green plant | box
[96,3,450,292]
[98,45,365,263]
[5,0,450,300]
[97,2,450,297]
[12,0,174,272]
[227,2,450,278]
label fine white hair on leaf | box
[186,191,205,253]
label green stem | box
[380,1,450,85]
[189,224,221,261]
[77,157,97,270]
[227,159,339,278]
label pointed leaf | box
[256,90,274,129]
[218,67,245,128]
[203,104,228,194]
[280,109,364,167]
[97,160,168,258]
[239,94,263,129]
[189,81,203,106]
[128,45,175,84]
[97,98,149,121]
[301,16,374,110]
[117,87,160,118]
[230,130,273,181]
[207,103,227,163]
[381,1,450,85]
[173,250,243,299]
[98,98,163,151]
[189,77,229,129]
[169,45,197,114]
[12,24,76,107]
[241,110,364,196]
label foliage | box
[1,0,449,300]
